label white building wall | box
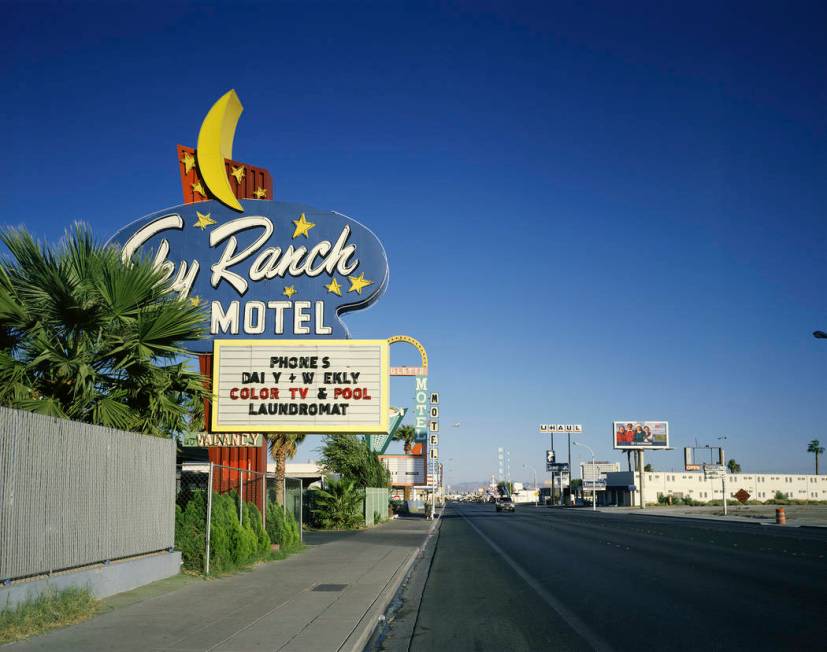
[641,472,827,504]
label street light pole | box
[522,464,538,504]
[572,441,597,511]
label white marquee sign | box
[212,339,389,432]
[380,455,426,486]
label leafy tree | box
[310,478,363,529]
[0,225,205,436]
[319,434,390,488]
[807,439,824,475]
[644,463,653,472]
[393,424,417,453]
[727,459,742,473]
[496,481,514,496]
[268,433,306,506]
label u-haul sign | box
[212,339,389,433]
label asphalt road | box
[397,503,827,651]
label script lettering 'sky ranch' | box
[112,200,388,352]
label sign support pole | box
[551,433,555,503]
[722,445,728,516]
[205,462,214,576]
[639,450,646,509]
[567,433,572,507]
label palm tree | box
[727,459,742,474]
[393,424,417,453]
[808,439,825,475]
[310,477,363,529]
[268,433,306,506]
[0,225,205,436]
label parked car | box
[495,497,515,512]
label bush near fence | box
[174,490,271,574]
[265,503,302,552]
[175,469,306,573]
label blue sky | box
[2,1,826,482]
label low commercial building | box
[604,470,827,505]
[580,461,620,492]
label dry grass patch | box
[0,586,98,644]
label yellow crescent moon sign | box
[196,89,244,211]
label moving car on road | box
[495,497,515,512]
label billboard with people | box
[613,421,669,449]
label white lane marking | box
[458,508,615,652]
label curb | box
[341,511,444,652]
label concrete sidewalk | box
[6,516,436,652]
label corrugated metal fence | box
[364,487,390,526]
[0,407,175,582]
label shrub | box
[208,492,237,572]
[175,490,273,574]
[244,501,271,556]
[266,502,302,552]
[174,492,207,571]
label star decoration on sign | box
[283,285,297,299]
[292,213,316,239]
[192,181,206,197]
[180,151,196,174]
[325,277,343,296]
[230,165,245,183]
[194,211,216,230]
[348,273,374,295]
[254,187,268,199]
[190,296,201,307]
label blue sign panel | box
[109,199,388,353]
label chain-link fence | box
[285,477,303,540]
